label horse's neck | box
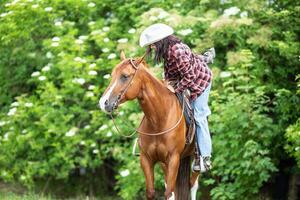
[137,69,178,129]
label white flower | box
[31,71,41,77]
[72,78,85,85]
[5,3,11,7]
[149,16,157,21]
[7,107,17,116]
[79,35,88,40]
[295,147,299,151]
[42,66,50,72]
[240,11,248,18]
[0,13,8,18]
[65,127,78,137]
[84,125,91,129]
[22,129,27,134]
[90,143,96,147]
[88,70,97,76]
[117,38,128,43]
[88,85,95,90]
[74,57,82,62]
[178,28,193,36]
[86,91,94,97]
[102,27,110,32]
[220,71,232,78]
[119,111,124,116]
[220,0,228,4]
[51,42,59,47]
[44,7,53,12]
[80,141,85,145]
[38,76,46,81]
[55,21,62,26]
[103,37,110,43]
[88,2,96,7]
[0,121,6,126]
[52,37,60,42]
[223,6,240,17]
[91,30,102,35]
[75,39,84,44]
[93,149,99,154]
[88,21,95,26]
[25,102,33,107]
[89,63,96,68]
[3,132,9,140]
[99,125,108,130]
[120,169,130,177]
[107,53,116,59]
[31,4,39,9]
[158,11,169,19]
[106,131,112,137]
[46,52,53,58]
[11,102,19,107]
[102,48,109,53]
[74,57,87,63]
[103,74,111,79]
[128,28,136,34]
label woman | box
[139,23,215,172]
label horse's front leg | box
[165,153,180,200]
[140,153,155,200]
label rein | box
[109,55,185,138]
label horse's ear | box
[120,51,126,61]
[136,54,148,68]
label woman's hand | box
[167,84,175,93]
[163,80,175,93]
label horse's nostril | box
[104,100,108,106]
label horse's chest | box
[139,137,169,161]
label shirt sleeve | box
[173,47,196,93]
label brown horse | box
[99,51,200,200]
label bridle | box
[108,55,185,138]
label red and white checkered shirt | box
[164,42,212,101]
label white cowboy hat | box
[139,23,174,47]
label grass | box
[0,192,120,200]
[0,192,54,200]
[0,181,120,200]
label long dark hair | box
[146,35,181,64]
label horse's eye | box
[120,74,129,81]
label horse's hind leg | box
[140,154,155,200]
[190,171,200,200]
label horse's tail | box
[175,156,190,199]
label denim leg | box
[192,83,212,157]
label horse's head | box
[99,51,144,113]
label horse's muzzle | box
[99,96,118,113]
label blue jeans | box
[191,83,212,157]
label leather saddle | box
[176,90,196,145]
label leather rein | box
[109,55,185,138]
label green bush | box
[0,0,299,199]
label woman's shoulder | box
[169,42,191,57]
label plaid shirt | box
[164,42,212,101]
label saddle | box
[176,90,196,145]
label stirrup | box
[192,157,207,173]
